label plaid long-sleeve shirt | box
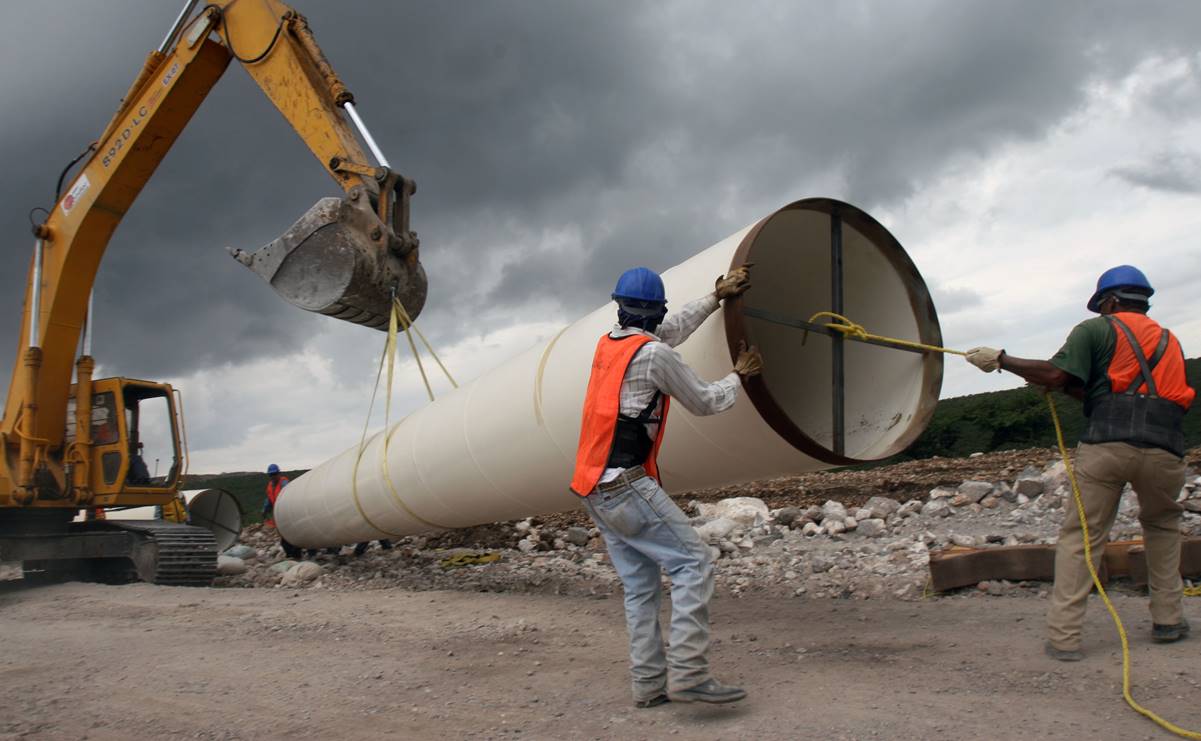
[600,293,741,483]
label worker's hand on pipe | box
[715,263,754,300]
[965,347,1004,373]
[734,341,763,377]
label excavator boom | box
[0,1,427,584]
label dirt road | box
[1,582,1197,740]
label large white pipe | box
[277,198,944,547]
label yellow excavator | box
[0,1,426,585]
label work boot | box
[633,693,669,709]
[668,679,747,704]
[1044,641,1083,662]
[1152,617,1190,643]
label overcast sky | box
[1,1,1199,473]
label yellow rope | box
[805,311,969,356]
[395,299,458,390]
[380,298,450,529]
[807,311,1200,739]
[1048,395,1200,739]
[349,297,460,535]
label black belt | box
[593,465,648,495]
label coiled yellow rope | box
[806,311,1199,739]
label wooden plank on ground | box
[928,537,1201,592]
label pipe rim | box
[721,197,944,465]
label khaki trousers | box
[1047,442,1186,651]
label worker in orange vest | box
[570,265,762,708]
[263,463,302,559]
[965,265,1194,661]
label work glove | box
[965,347,1004,373]
[734,341,763,377]
[715,263,754,300]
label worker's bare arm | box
[997,353,1074,390]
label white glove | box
[965,347,1003,373]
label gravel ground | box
[2,582,1200,740]
[3,447,1200,740]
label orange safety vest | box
[1105,312,1194,409]
[264,476,288,527]
[570,334,670,496]
[266,476,289,505]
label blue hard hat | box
[266,463,280,475]
[612,267,666,304]
[1087,265,1154,312]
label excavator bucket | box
[229,194,426,330]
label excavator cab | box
[67,378,183,504]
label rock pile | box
[214,453,1201,602]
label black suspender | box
[1104,316,1171,398]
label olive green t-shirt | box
[1049,316,1116,414]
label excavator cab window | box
[121,384,181,490]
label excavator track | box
[111,520,219,587]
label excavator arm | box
[1,0,426,509]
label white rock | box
[216,555,247,575]
[825,519,847,535]
[929,487,957,500]
[843,517,858,531]
[268,559,299,575]
[518,538,538,553]
[802,522,822,537]
[958,481,994,503]
[950,534,978,548]
[864,496,900,518]
[223,544,256,560]
[515,520,532,533]
[858,518,887,538]
[281,560,323,586]
[713,497,771,527]
[854,507,873,521]
[821,500,849,521]
[921,499,952,518]
[898,500,923,517]
[695,517,738,543]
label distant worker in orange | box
[263,463,301,559]
[964,266,1194,660]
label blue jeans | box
[583,475,715,699]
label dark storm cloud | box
[1110,151,1201,194]
[2,0,1200,393]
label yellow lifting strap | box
[348,298,459,537]
[807,311,1200,740]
